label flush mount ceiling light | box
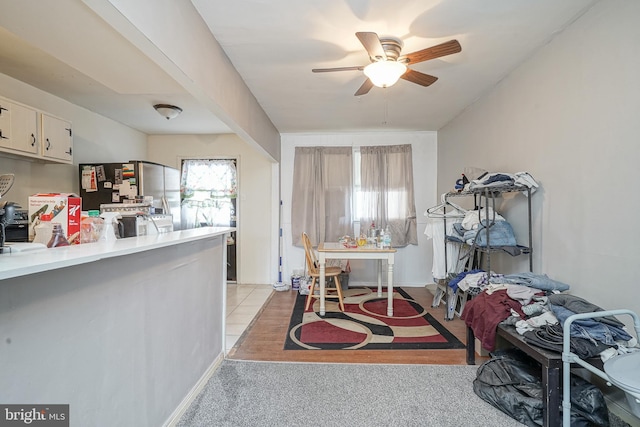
[153,104,183,120]
[363,60,407,88]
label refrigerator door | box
[137,161,165,210]
[79,163,123,210]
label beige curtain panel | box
[360,144,418,247]
[291,147,353,247]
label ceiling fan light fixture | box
[363,61,407,88]
[153,104,183,120]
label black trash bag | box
[473,349,543,426]
[473,348,609,427]
[568,375,610,427]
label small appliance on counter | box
[3,207,29,242]
[0,174,46,253]
[99,203,173,238]
[0,174,16,252]
[100,203,145,239]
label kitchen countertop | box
[0,226,234,281]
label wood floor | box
[227,286,487,365]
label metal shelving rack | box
[444,184,533,274]
[436,184,533,320]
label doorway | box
[180,158,237,282]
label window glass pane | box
[181,159,236,228]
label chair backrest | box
[302,232,318,275]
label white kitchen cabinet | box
[0,98,39,156]
[41,113,73,163]
[0,100,10,147]
[0,95,72,164]
[11,103,39,155]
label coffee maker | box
[0,174,16,251]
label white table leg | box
[319,254,326,316]
[387,257,394,316]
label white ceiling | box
[0,0,598,135]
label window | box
[180,159,237,229]
[291,144,417,247]
[180,158,238,282]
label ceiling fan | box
[312,32,461,96]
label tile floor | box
[225,283,274,352]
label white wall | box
[281,132,438,287]
[148,134,276,285]
[438,0,640,320]
[0,72,147,207]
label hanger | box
[425,197,468,218]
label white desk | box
[317,242,397,316]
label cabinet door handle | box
[46,138,51,150]
[65,147,72,156]
[0,130,7,140]
[65,127,72,137]
[0,106,7,116]
[31,133,36,146]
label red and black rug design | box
[284,287,466,350]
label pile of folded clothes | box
[518,294,635,360]
[462,275,638,362]
[467,171,539,193]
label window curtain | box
[180,159,237,229]
[359,144,417,247]
[291,147,353,246]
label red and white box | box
[28,193,82,243]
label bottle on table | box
[47,223,70,248]
[368,222,376,246]
[383,225,392,249]
[80,210,105,243]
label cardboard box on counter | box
[28,193,82,244]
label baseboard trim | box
[163,352,225,427]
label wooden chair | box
[302,232,345,311]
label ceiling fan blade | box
[404,40,461,65]
[356,32,387,61]
[401,69,438,87]
[312,66,364,73]
[354,79,374,96]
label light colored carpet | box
[176,360,524,427]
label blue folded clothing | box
[492,272,571,292]
[463,220,517,247]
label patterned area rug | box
[284,287,466,350]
